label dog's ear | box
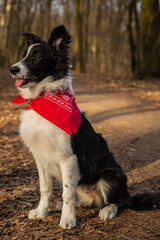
[47,25,71,51]
[22,32,44,46]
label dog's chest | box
[19,109,72,180]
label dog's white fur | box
[20,75,79,229]
[99,204,118,220]
[18,74,115,229]
[19,74,74,99]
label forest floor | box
[0,69,160,240]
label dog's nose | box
[10,66,20,75]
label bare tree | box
[84,0,90,62]
[140,0,160,77]
[0,0,14,66]
[73,0,85,72]
[127,0,160,78]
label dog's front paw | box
[59,216,76,229]
[28,208,48,219]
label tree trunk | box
[43,0,52,39]
[127,0,137,76]
[0,0,7,65]
[84,0,90,62]
[109,0,125,76]
[140,0,160,77]
[73,0,85,72]
[94,0,101,68]
[0,0,14,66]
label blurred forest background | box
[0,0,160,79]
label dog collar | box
[9,89,81,135]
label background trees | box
[140,0,160,77]
[128,0,160,78]
[0,0,159,78]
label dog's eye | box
[33,55,42,61]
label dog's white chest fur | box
[20,109,74,181]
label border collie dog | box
[10,25,160,229]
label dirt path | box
[0,70,160,239]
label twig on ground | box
[0,222,8,236]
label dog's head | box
[10,25,71,88]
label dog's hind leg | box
[97,168,131,221]
[28,159,53,219]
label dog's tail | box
[129,192,160,210]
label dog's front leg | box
[28,159,53,219]
[59,155,78,229]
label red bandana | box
[9,89,81,135]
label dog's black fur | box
[22,25,71,81]
[10,25,160,220]
[72,114,160,210]
[10,25,71,87]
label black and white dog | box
[10,25,160,229]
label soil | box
[0,69,160,240]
